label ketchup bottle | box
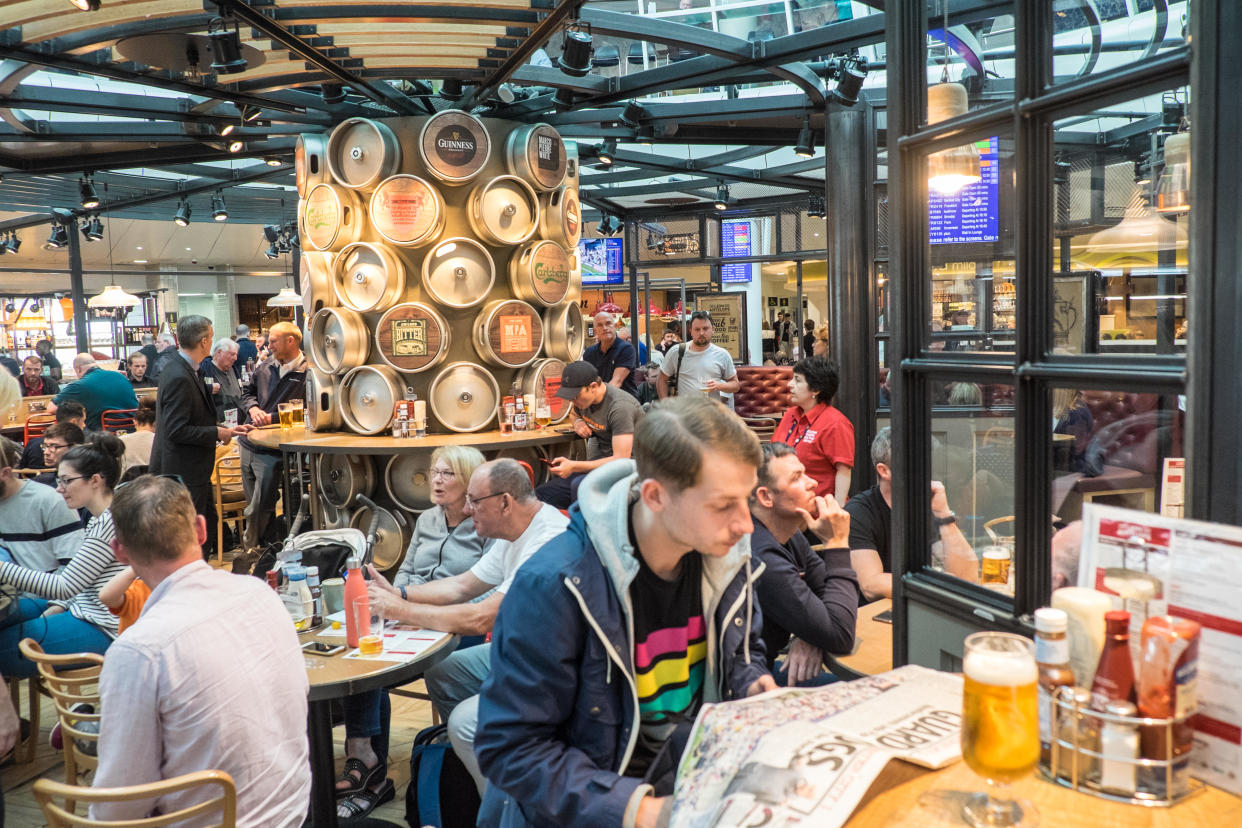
[1090,610,1137,711]
[343,555,369,649]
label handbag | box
[667,343,688,397]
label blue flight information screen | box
[929,136,1000,245]
[578,238,625,284]
[721,219,753,283]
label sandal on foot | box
[336,778,395,820]
[334,757,386,798]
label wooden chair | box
[33,770,237,828]
[17,639,104,800]
[213,452,247,562]
[100,408,138,434]
[5,673,40,764]
[983,515,1016,547]
[25,412,56,443]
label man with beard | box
[656,311,740,408]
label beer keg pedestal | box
[296,133,329,198]
[327,117,401,190]
[303,183,364,252]
[419,109,491,185]
[385,453,434,512]
[505,123,568,191]
[318,453,375,508]
[374,303,450,375]
[332,242,405,313]
[309,307,370,375]
[299,251,336,317]
[305,366,343,432]
[543,301,586,362]
[473,299,544,369]
[421,237,495,309]
[467,175,539,247]
[516,358,571,423]
[369,174,446,248]
[340,365,408,436]
[509,240,572,307]
[428,362,501,433]
[349,502,411,572]
[539,186,582,248]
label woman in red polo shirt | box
[774,356,854,500]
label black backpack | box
[404,723,481,828]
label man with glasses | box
[33,422,84,489]
[0,436,84,573]
[18,401,85,470]
[360,460,567,800]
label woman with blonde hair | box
[812,323,830,357]
[1053,388,1094,473]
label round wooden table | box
[299,626,459,828]
[827,598,893,680]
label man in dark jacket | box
[148,315,250,559]
[234,324,258,374]
[237,321,306,549]
[475,395,776,828]
[750,442,858,687]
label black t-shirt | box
[583,338,639,397]
[844,485,891,572]
[575,384,641,461]
[626,511,705,775]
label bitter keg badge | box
[391,319,427,357]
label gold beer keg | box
[374,303,450,374]
[421,237,495,309]
[295,132,329,198]
[505,123,567,191]
[419,109,491,185]
[327,117,401,190]
[332,242,405,313]
[467,175,539,246]
[539,186,582,247]
[515,358,571,423]
[305,366,343,432]
[303,183,364,252]
[340,364,408,436]
[349,502,411,571]
[473,299,544,369]
[542,301,586,362]
[508,239,573,307]
[318,453,375,508]
[308,307,370,375]
[384,453,435,512]
[299,251,336,317]
[369,174,445,248]
[428,362,502,433]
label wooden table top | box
[846,757,1242,826]
[299,626,458,702]
[256,425,580,454]
[829,599,893,679]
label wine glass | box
[960,631,1041,827]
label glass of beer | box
[981,546,1012,586]
[535,405,552,429]
[355,600,385,656]
[278,402,296,429]
[961,631,1040,827]
[289,398,305,427]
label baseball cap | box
[555,361,601,400]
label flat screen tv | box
[578,237,624,285]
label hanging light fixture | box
[87,285,141,309]
[926,0,980,195]
[79,175,100,209]
[794,117,815,157]
[619,101,645,129]
[1155,130,1190,214]
[208,16,247,74]
[440,79,463,99]
[1073,184,1188,269]
[831,55,868,106]
[266,286,303,308]
[6,231,21,254]
[714,183,730,211]
[81,215,104,242]
[320,83,346,104]
[596,140,616,166]
[227,139,244,153]
[173,198,192,227]
[264,242,280,259]
[807,191,826,218]
[211,190,229,221]
[557,24,593,77]
[43,223,69,250]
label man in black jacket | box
[750,441,859,686]
[148,315,250,559]
[237,321,306,549]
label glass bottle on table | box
[1090,610,1137,711]
[1035,608,1076,773]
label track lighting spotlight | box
[217,123,235,137]
[553,87,575,112]
[264,242,280,260]
[79,175,100,209]
[81,215,104,242]
[807,191,826,218]
[320,83,347,104]
[596,140,616,167]
[794,118,815,158]
[263,224,281,244]
[3,301,13,314]
[227,139,244,153]
[174,198,192,227]
[619,101,645,129]
[208,16,247,75]
[240,104,261,123]
[714,184,729,212]
[211,190,228,221]
[67,0,101,9]
[830,55,868,107]
[440,79,463,99]
[597,215,621,236]
[44,223,69,250]
[264,155,283,167]
[30,299,40,313]
[557,27,593,77]
[6,232,21,254]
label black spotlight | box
[3,300,13,313]
[263,224,281,244]
[211,190,228,222]
[239,104,261,123]
[794,117,815,158]
[79,175,100,209]
[208,16,247,75]
[44,223,69,250]
[807,191,826,218]
[264,155,283,167]
[174,198,192,227]
[553,87,575,113]
[67,0,101,9]
[321,83,347,104]
[440,78,463,99]
[597,215,619,236]
[217,123,235,138]
[619,101,645,129]
[227,139,244,153]
[596,140,616,167]
[81,215,104,242]
[831,56,868,107]
[264,242,280,260]
[557,27,593,77]
[714,183,729,211]
[6,232,21,254]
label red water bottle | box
[344,555,369,648]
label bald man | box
[582,311,639,398]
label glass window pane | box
[924,5,1015,120]
[923,135,1016,353]
[1052,0,1188,85]
[1053,88,1189,355]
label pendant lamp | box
[926,82,981,195]
[1074,185,1187,269]
[1155,131,1190,214]
[87,285,141,308]
[266,286,303,308]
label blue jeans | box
[772,663,838,688]
[341,690,392,765]
[0,597,113,678]
[534,473,587,510]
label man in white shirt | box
[93,476,310,826]
[365,458,568,793]
[657,311,740,407]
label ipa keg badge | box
[391,319,428,357]
[436,127,477,166]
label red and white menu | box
[1081,503,1242,795]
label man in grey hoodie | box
[474,395,777,828]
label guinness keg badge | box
[421,110,490,183]
[391,319,428,357]
[437,127,477,166]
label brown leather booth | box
[734,366,793,419]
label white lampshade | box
[926,82,981,195]
[266,286,303,307]
[87,284,141,308]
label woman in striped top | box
[0,433,127,677]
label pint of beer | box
[278,402,296,429]
[961,632,1040,784]
[289,398,305,427]
[981,546,1011,586]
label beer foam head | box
[964,646,1037,686]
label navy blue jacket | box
[237,353,306,455]
[475,461,770,828]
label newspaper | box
[672,664,963,828]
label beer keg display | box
[385,453,434,511]
[296,114,580,435]
[509,239,572,306]
[318,453,375,508]
[374,303,449,374]
[327,117,401,190]
[516,358,570,423]
[349,503,411,571]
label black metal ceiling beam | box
[211,0,423,116]
[458,0,588,109]
[0,122,301,142]
[4,139,296,175]
[0,163,291,232]
[599,148,814,190]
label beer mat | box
[343,628,450,662]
